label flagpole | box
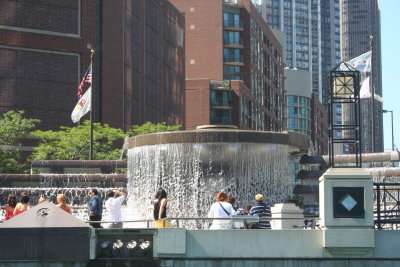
[89,49,95,160]
[370,35,375,153]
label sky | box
[381,0,400,150]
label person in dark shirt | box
[88,188,103,228]
[153,188,170,228]
[249,194,271,229]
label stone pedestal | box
[319,168,374,257]
[271,203,304,229]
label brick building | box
[311,93,328,155]
[170,0,285,130]
[100,0,185,131]
[0,0,185,132]
[0,0,96,130]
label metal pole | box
[391,111,394,151]
[383,110,394,151]
[370,35,375,153]
[89,49,95,160]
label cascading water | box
[126,142,291,228]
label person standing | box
[88,189,103,228]
[249,194,271,229]
[104,189,126,228]
[153,188,170,228]
[207,192,237,230]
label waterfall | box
[126,142,290,228]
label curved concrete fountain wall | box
[125,129,308,227]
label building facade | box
[170,0,285,131]
[340,0,383,153]
[100,0,185,131]
[311,93,328,155]
[0,0,185,132]
[259,0,340,106]
[0,0,96,130]
[285,69,312,136]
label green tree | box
[0,110,40,173]
[32,121,125,160]
[128,121,181,136]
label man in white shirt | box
[104,189,126,228]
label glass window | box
[211,90,231,107]
[224,48,242,62]
[224,31,242,45]
[211,109,231,125]
[224,65,242,80]
[287,96,298,105]
[224,12,241,28]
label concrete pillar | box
[271,203,304,229]
[319,168,374,257]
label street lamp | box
[382,109,394,151]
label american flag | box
[77,64,92,98]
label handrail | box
[85,216,321,229]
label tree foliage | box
[0,110,40,173]
[32,121,125,160]
[128,121,181,136]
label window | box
[224,65,242,80]
[224,48,242,62]
[211,109,231,125]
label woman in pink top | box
[56,194,72,214]
[13,195,31,216]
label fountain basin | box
[125,129,308,227]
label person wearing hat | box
[249,193,271,229]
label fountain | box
[125,128,309,228]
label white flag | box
[71,87,91,123]
[346,51,371,72]
[359,77,371,98]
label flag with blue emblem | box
[346,51,371,72]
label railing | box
[85,216,321,230]
[374,182,400,230]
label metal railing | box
[85,216,321,230]
[374,182,400,230]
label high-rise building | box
[0,0,185,132]
[170,0,285,131]
[340,0,383,153]
[260,0,340,106]
[260,0,320,98]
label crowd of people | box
[2,188,272,230]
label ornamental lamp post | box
[329,62,361,167]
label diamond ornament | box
[340,194,358,211]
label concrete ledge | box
[156,229,324,258]
[323,229,374,248]
[157,228,186,255]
